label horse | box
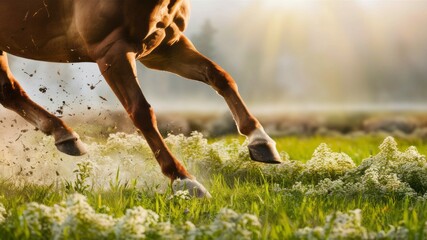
[0,0,281,197]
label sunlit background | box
[3,0,427,116]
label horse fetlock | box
[248,128,282,164]
[172,178,212,198]
[160,161,191,181]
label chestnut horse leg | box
[142,36,281,164]
[0,51,86,156]
[95,42,211,198]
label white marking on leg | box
[172,178,212,198]
[248,128,275,145]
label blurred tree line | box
[141,0,427,107]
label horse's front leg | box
[93,40,211,198]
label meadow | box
[1,130,427,239]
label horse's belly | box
[0,34,92,63]
[0,0,92,62]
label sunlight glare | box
[262,0,315,10]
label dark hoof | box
[55,137,87,156]
[172,178,212,198]
[248,140,282,164]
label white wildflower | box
[296,209,368,239]
[171,190,191,200]
[301,137,427,197]
[271,183,284,193]
[296,226,325,239]
[20,202,66,238]
[288,181,311,195]
[204,208,261,240]
[378,136,399,158]
[114,206,159,240]
[55,194,115,239]
[304,143,355,181]
[105,132,148,153]
[376,225,409,239]
[0,202,6,224]
[183,221,198,238]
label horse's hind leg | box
[0,51,86,156]
[142,36,281,164]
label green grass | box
[1,134,427,239]
[275,135,427,164]
[213,134,427,165]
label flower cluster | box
[114,207,159,239]
[19,194,261,240]
[296,209,369,239]
[302,143,355,182]
[278,137,427,198]
[21,194,115,239]
[170,190,192,200]
[165,132,238,176]
[203,208,261,240]
[21,202,67,238]
[295,208,427,239]
[0,203,6,224]
[102,134,427,199]
[59,194,115,238]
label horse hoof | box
[172,178,212,198]
[248,128,282,164]
[248,140,282,164]
[55,134,87,156]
